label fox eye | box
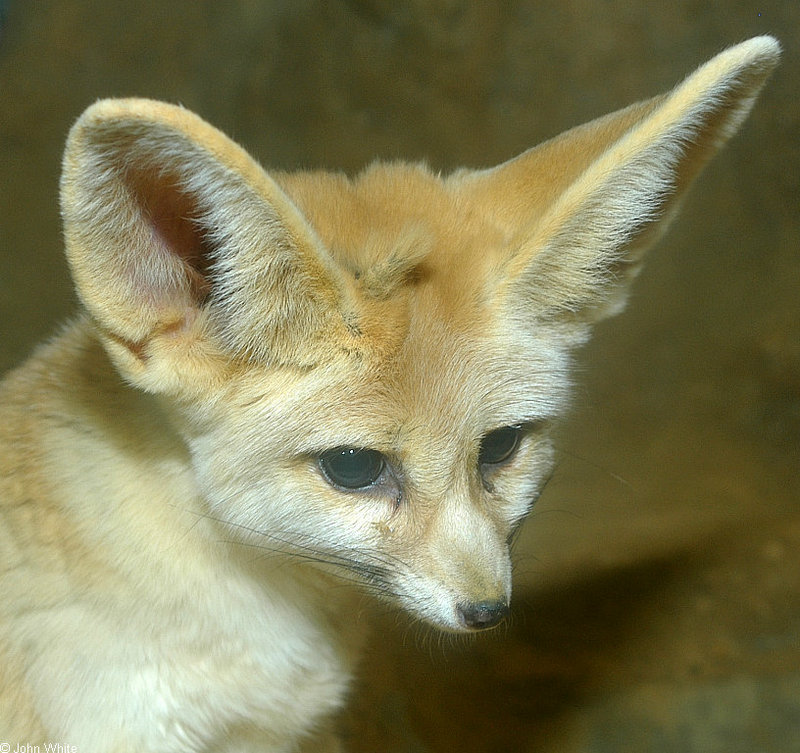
[479,425,523,466]
[319,448,386,490]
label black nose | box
[457,599,509,630]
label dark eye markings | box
[318,447,386,490]
[478,425,524,467]
[319,422,542,491]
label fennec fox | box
[0,37,779,750]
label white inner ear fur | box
[61,101,353,367]
[498,36,780,325]
[60,38,779,387]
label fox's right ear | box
[456,36,779,337]
[61,99,358,389]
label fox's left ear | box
[457,36,780,329]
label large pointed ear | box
[60,98,356,384]
[456,36,780,330]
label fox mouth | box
[385,570,513,633]
[202,510,514,632]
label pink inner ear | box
[128,167,216,304]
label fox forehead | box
[224,310,570,458]
[274,163,509,296]
[205,164,571,444]
[275,161,505,252]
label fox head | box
[60,37,778,632]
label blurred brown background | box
[0,2,798,751]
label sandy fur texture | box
[0,37,779,751]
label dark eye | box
[479,425,523,466]
[319,447,386,489]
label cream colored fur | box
[0,38,779,750]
